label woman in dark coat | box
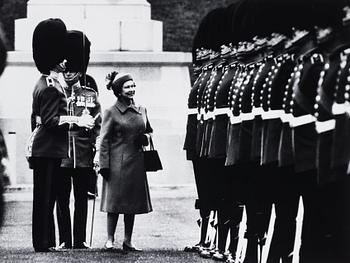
[99,71,153,251]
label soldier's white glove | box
[77,114,95,129]
[93,136,100,169]
[93,153,99,170]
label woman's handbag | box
[143,137,162,172]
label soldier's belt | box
[230,115,241,124]
[332,103,346,115]
[261,110,284,120]
[280,113,293,123]
[240,112,255,121]
[214,107,230,116]
[252,107,264,115]
[290,114,316,127]
[197,108,206,120]
[187,108,198,115]
[203,111,215,120]
[315,119,335,134]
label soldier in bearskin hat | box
[55,30,101,249]
[29,18,95,252]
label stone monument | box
[15,0,163,51]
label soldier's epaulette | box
[46,76,55,87]
[83,86,98,94]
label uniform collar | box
[48,70,60,80]
[115,99,140,114]
[65,82,82,93]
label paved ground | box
[0,185,215,262]
[0,184,304,262]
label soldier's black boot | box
[216,205,231,255]
[281,254,293,263]
[184,212,210,252]
[200,214,210,246]
[226,227,239,263]
[227,204,244,261]
[257,238,266,263]
[243,237,258,263]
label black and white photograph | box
[0,0,349,262]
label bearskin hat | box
[65,30,91,74]
[192,7,231,61]
[32,18,67,74]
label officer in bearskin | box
[29,18,95,252]
[55,30,101,250]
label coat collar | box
[115,99,141,114]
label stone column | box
[15,0,163,51]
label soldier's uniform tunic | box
[183,57,213,248]
[30,74,69,251]
[56,85,101,248]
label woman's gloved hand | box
[134,134,149,147]
[99,168,110,181]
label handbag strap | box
[139,106,156,151]
[140,106,147,128]
[149,136,154,150]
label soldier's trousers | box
[299,170,350,263]
[192,157,211,245]
[266,165,299,263]
[56,167,90,247]
[192,157,212,213]
[243,164,273,263]
[217,163,245,254]
[32,157,61,251]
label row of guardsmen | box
[183,10,350,263]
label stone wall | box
[0,0,234,51]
